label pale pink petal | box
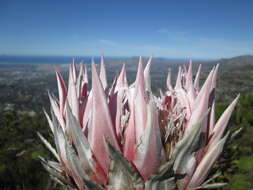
[193,68,214,110]
[186,69,214,133]
[99,55,108,89]
[187,84,196,110]
[48,93,65,131]
[82,93,92,133]
[114,89,126,141]
[88,63,120,175]
[83,64,89,84]
[194,64,202,92]
[175,66,182,90]
[43,109,54,134]
[126,60,165,179]
[115,64,128,92]
[80,64,89,99]
[55,71,67,114]
[176,89,192,120]
[67,65,79,120]
[133,60,147,141]
[166,68,173,91]
[185,59,193,90]
[187,135,228,189]
[144,56,152,91]
[114,64,129,140]
[37,132,60,161]
[123,106,136,161]
[133,99,165,180]
[209,94,240,146]
[71,59,77,83]
[76,63,84,99]
[108,73,118,97]
[209,101,216,138]
[211,64,219,90]
[124,60,146,161]
[126,86,135,112]
[186,60,196,107]
[66,104,107,183]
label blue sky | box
[0,0,253,59]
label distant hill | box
[218,55,253,67]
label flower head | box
[39,57,239,190]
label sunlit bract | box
[39,56,239,190]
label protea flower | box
[39,56,239,190]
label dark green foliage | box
[0,110,60,190]
[214,92,253,190]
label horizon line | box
[1,53,249,61]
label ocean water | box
[0,55,197,66]
[0,55,101,65]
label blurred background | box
[0,0,253,189]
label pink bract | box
[39,56,239,190]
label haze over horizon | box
[1,0,253,59]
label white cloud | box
[155,28,253,58]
